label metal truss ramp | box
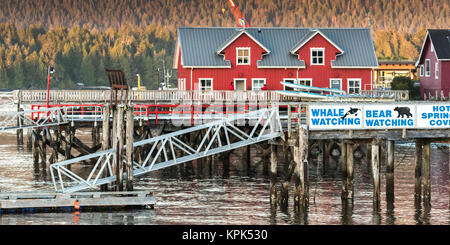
[0,107,68,131]
[50,107,283,193]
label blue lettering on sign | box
[311,109,344,117]
[311,117,360,126]
[365,118,413,127]
[366,110,392,118]
[432,106,450,112]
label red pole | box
[46,73,51,108]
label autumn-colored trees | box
[0,23,175,89]
[0,0,447,89]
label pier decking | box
[0,191,155,213]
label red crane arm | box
[228,0,250,28]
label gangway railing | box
[50,107,283,193]
[0,107,68,131]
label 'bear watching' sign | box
[308,103,450,130]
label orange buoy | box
[74,200,80,210]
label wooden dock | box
[0,191,155,214]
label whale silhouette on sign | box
[341,108,361,119]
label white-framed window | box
[420,65,424,77]
[283,78,296,91]
[178,78,186,90]
[330,78,342,90]
[435,62,439,79]
[199,78,213,91]
[311,48,324,65]
[252,78,265,91]
[425,59,430,77]
[236,47,250,65]
[297,79,312,86]
[348,79,361,94]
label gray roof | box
[428,29,450,60]
[177,27,378,68]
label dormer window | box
[311,48,324,65]
[237,47,250,65]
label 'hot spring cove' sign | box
[308,104,450,130]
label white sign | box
[363,105,415,129]
[309,103,450,130]
[309,105,363,130]
[417,105,450,128]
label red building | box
[416,29,450,99]
[174,27,378,93]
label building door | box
[234,79,246,91]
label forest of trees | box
[0,0,448,89]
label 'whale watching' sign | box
[308,103,450,130]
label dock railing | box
[15,89,409,104]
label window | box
[283,79,296,91]
[311,48,324,65]
[178,78,186,90]
[330,79,342,90]
[199,78,213,91]
[435,62,439,79]
[420,65,424,77]
[236,48,250,65]
[298,79,312,86]
[348,79,361,94]
[425,59,430,77]
[252,79,265,91]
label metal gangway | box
[50,107,284,193]
[0,107,68,131]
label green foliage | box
[391,76,420,100]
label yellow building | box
[373,60,418,89]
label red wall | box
[418,36,442,99]
[177,32,373,92]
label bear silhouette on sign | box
[341,108,360,119]
[394,107,413,118]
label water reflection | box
[0,131,449,225]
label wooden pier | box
[0,191,155,214]
[3,88,449,215]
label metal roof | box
[177,27,378,68]
[428,29,450,60]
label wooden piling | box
[32,129,39,164]
[126,105,134,191]
[423,141,431,204]
[100,104,110,191]
[341,142,348,199]
[114,105,125,191]
[293,125,308,209]
[414,140,423,201]
[26,128,32,150]
[269,145,277,207]
[386,140,395,205]
[16,92,23,145]
[371,140,380,208]
[345,143,354,200]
